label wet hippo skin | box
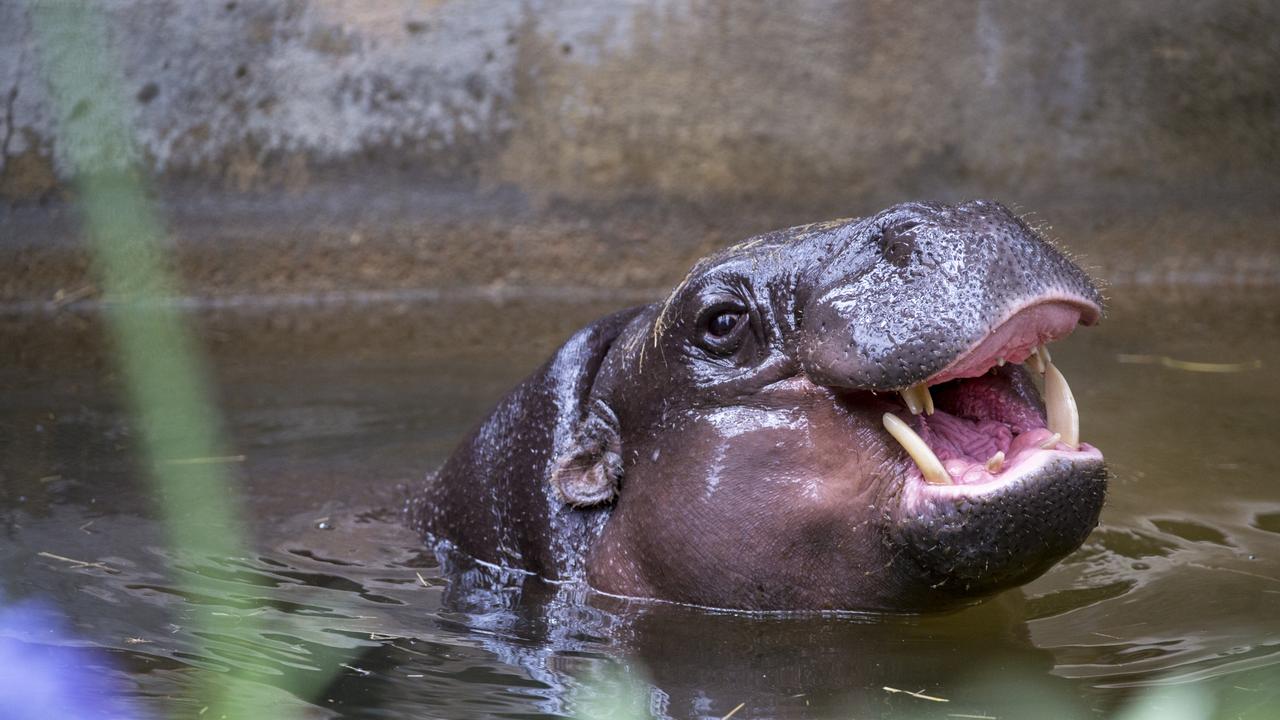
[410,200,1107,612]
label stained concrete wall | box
[3,0,1279,374]
[3,0,1277,208]
[2,0,1279,320]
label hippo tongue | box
[913,413,1012,464]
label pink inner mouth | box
[916,371,1042,459]
[908,416,1071,486]
[903,367,1067,485]
[885,296,1103,487]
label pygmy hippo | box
[411,200,1106,612]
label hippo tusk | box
[1044,361,1079,449]
[882,413,951,485]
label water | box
[1,287,1277,719]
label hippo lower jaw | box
[890,447,1107,604]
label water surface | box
[1,288,1277,719]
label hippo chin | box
[411,200,1107,612]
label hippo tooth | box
[898,388,922,415]
[985,451,1005,473]
[898,386,923,415]
[898,383,935,416]
[1026,347,1046,374]
[997,357,1006,367]
[1044,361,1079,448]
[882,413,951,485]
[1039,432,1063,449]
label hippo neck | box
[410,307,649,579]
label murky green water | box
[1,287,1277,719]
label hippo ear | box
[550,399,623,507]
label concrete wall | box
[2,0,1279,323]
[4,0,1277,209]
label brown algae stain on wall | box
[0,135,58,202]
[490,1,1053,208]
[490,0,1280,209]
[1,0,1277,208]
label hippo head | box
[544,200,1105,611]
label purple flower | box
[0,601,142,720]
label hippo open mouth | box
[884,297,1100,489]
[878,297,1107,597]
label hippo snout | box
[798,200,1103,392]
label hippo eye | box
[708,310,742,337]
[696,303,750,355]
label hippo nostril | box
[879,220,920,267]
